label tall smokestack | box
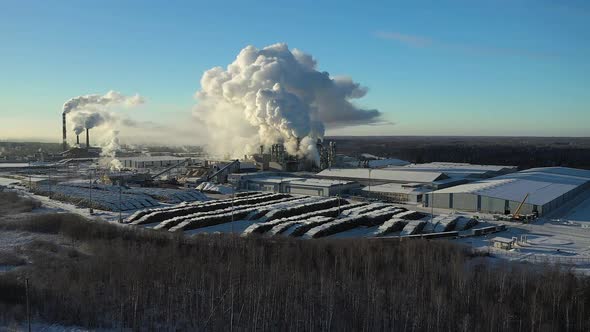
[62,113,67,151]
[86,128,90,150]
[76,134,80,146]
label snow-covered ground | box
[454,218,590,273]
[0,176,20,186]
[8,185,167,224]
[5,177,590,273]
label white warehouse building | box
[119,156,192,169]
[229,173,360,197]
[424,167,590,216]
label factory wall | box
[427,192,549,216]
[480,197,507,214]
[451,193,478,212]
[121,159,186,169]
[287,186,325,197]
[363,191,423,204]
[427,193,452,209]
[243,179,359,197]
[425,176,590,216]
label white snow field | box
[32,181,209,212]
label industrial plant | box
[3,118,590,245]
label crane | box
[151,158,192,180]
[512,193,530,222]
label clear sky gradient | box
[1,0,589,142]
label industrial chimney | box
[86,128,90,150]
[76,134,80,146]
[62,113,67,151]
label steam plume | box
[62,91,145,135]
[99,130,123,172]
[193,43,381,161]
[63,90,144,115]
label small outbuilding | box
[491,237,516,250]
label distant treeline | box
[330,136,590,169]
[1,212,589,331]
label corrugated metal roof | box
[288,178,356,187]
[402,162,516,172]
[317,168,446,183]
[361,183,430,194]
[432,167,590,206]
[248,176,301,184]
[367,158,410,168]
[386,162,517,179]
[118,156,189,162]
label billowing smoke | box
[70,111,115,135]
[63,90,144,115]
[193,43,381,162]
[99,130,123,172]
[62,91,144,171]
[63,91,145,135]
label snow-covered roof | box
[288,178,356,188]
[491,237,515,244]
[248,176,301,184]
[361,183,430,195]
[432,167,590,206]
[317,168,446,183]
[0,163,30,168]
[360,153,381,159]
[387,162,517,179]
[239,162,257,169]
[367,158,410,168]
[0,177,19,186]
[403,162,515,172]
[118,156,188,162]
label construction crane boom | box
[151,158,192,180]
[513,193,530,219]
[207,160,239,181]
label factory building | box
[119,156,193,169]
[386,162,518,179]
[361,183,430,204]
[364,158,411,168]
[285,178,359,197]
[318,162,519,203]
[252,139,336,172]
[229,173,360,197]
[315,168,454,186]
[424,167,590,216]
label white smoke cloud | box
[62,91,145,171]
[63,90,145,136]
[193,43,381,161]
[63,90,144,114]
[99,129,123,172]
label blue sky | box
[1,0,589,141]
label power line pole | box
[25,278,31,332]
[230,191,235,234]
[430,189,434,224]
[88,169,93,215]
[119,180,123,223]
[368,168,372,201]
[28,161,31,189]
[48,166,52,199]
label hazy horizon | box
[2,0,589,145]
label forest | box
[330,136,590,170]
[1,207,589,331]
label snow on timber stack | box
[120,188,490,239]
